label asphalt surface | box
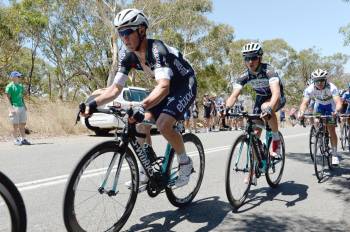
[0,126,349,231]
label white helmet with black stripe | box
[242,42,263,57]
[311,68,328,81]
[114,8,149,29]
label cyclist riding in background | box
[82,9,197,188]
[226,42,286,156]
[298,68,342,165]
[341,85,350,114]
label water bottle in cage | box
[257,139,267,171]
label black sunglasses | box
[244,56,259,62]
[314,79,326,84]
[118,27,138,37]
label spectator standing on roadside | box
[280,108,286,128]
[203,94,212,132]
[5,71,31,145]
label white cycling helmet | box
[311,68,328,81]
[114,8,149,29]
[242,42,263,57]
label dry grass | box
[0,96,89,141]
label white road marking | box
[16,132,307,192]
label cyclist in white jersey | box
[298,69,342,165]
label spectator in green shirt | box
[5,71,31,145]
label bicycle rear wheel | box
[313,133,326,182]
[0,172,27,232]
[309,125,316,161]
[165,133,205,208]
[63,141,139,232]
[266,132,286,188]
[225,134,253,209]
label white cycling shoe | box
[175,157,193,188]
[332,155,340,166]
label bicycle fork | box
[99,151,126,196]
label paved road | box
[0,126,349,231]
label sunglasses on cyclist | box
[244,56,259,62]
[118,27,138,37]
[314,79,326,84]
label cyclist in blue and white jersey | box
[83,9,196,188]
[227,42,286,156]
[341,84,350,114]
[298,69,342,165]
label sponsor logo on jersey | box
[174,58,189,76]
[176,90,194,113]
[153,46,161,68]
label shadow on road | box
[126,196,231,232]
[219,213,348,231]
[234,180,308,213]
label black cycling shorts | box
[148,77,197,121]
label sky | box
[207,0,350,72]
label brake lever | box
[75,103,86,125]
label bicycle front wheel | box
[225,134,253,209]
[165,133,205,208]
[266,132,286,188]
[309,125,316,161]
[313,133,326,182]
[0,172,27,232]
[63,141,139,232]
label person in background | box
[203,94,212,132]
[183,108,192,133]
[191,99,199,133]
[5,71,31,145]
[279,108,286,128]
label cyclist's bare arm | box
[269,81,281,110]
[83,83,123,116]
[142,78,170,110]
[333,95,343,113]
[298,97,310,117]
[226,88,241,108]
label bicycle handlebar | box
[75,102,127,125]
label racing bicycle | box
[225,112,285,209]
[63,104,205,231]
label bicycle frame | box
[236,114,272,174]
[98,114,181,193]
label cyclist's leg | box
[261,95,286,156]
[324,105,340,165]
[154,79,196,187]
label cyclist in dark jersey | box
[226,42,286,158]
[83,9,196,188]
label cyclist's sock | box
[178,153,189,164]
[272,131,280,140]
[332,146,337,155]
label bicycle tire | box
[225,134,253,209]
[63,141,139,232]
[313,133,325,182]
[0,171,27,232]
[165,133,205,208]
[309,125,316,161]
[266,131,286,188]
